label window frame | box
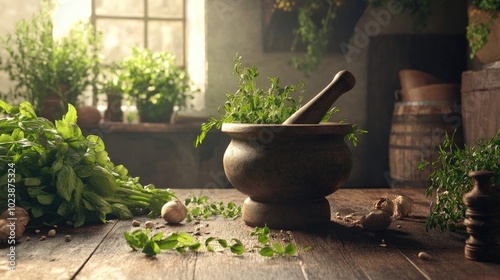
[90,0,187,67]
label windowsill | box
[79,121,205,133]
[77,114,211,133]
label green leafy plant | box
[419,131,500,231]
[0,100,177,227]
[124,225,300,257]
[195,55,366,147]
[121,47,193,123]
[467,0,500,58]
[0,1,102,117]
[184,195,242,222]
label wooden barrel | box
[389,101,463,188]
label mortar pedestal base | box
[242,197,331,229]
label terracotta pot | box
[406,83,460,102]
[399,69,441,102]
[104,94,123,122]
[77,106,102,126]
[469,7,500,65]
[221,123,352,229]
[41,84,70,121]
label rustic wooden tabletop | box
[1,188,499,280]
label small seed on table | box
[144,221,155,228]
[132,220,141,227]
[48,229,56,237]
[418,251,432,261]
[65,235,72,242]
[40,236,46,241]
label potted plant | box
[100,64,126,122]
[121,47,192,123]
[196,55,366,229]
[467,0,500,63]
[0,1,101,121]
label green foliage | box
[195,55,365,147]
[291,0,340,76]
[121,47,193,121]
[420,131,500,231]
[249,225,297,257]
[124,225,300,257]
[184,195,242,222]
[0,1,102,116]
[0,100,177,227]
[125,228,203,256]
[467,0,500,58]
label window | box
[91,0,186,66]
[53,0,205,115]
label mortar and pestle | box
[221,70,356,229]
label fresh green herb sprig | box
[249,225,298,257]
[419,131,500,231]
[0,101,177,227]
[184,195,242,222]
[124,225,302,257]
[125,228,203,256]
[195,55,366,147]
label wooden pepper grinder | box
[463,171,497,262]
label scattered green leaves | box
[124,225,303,257]
[184,195,242,222]
[0,101,177,227]
[125,228,202,256]
[250,225,297,257]
[419,130,500,231]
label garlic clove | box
[392,195,414,218]
[161,200,188,224]
[361,210,392,232]
[373,197,395,216]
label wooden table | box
[1,188,499,280]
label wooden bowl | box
[406,83,460,102]
[221,123,352,229]
[399,69,442,101]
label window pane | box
[95,0,144,17]
[148,0,183,18]
[148,21,184,65]
[97,19,144,62]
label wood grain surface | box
[1,188,499,280]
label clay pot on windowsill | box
[221,122,352,229]
[104,93,124,122]
[41,84,70,121]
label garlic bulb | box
[0,207,30,243]
[373,197,395,216]
[393,195,413,218]
[360,210,392,232]
[161,200,188,224]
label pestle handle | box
[283,70,355,124]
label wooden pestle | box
[283,70,356,124]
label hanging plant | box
[466,0,500,59]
